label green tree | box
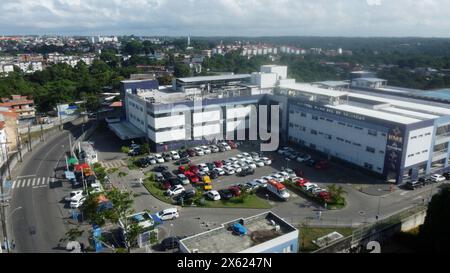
[327,184,346,205]
[174,62,191,77]
[419,186,450,252]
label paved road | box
[7,119,90,253]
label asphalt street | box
[7,119,90,253]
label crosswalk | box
[11,177,55,189]
[100,159,126,169]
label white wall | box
[193,123,221,137]
[149,128,186,143]
[289,108,388,173]
[148,114,185,129]
[193,110,221,124]
[261,65,288,80]
[226,119,247,132]
[126,94,147,132]
[251,73,278,88]
[226,106,252,119]
[404,126,434,168]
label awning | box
[108,121,146,140]
[65,171,76,180]
[68,157,79,165]
[74,163,90,171]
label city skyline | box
[1,0,450,37]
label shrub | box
[121,146,130,154]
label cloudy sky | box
[1,0,450,37]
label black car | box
[128,148,141,156]
[154,165,169,172]
[206,163,216,170]
[306,159,316,167]
[160,237,180,251]
[209,170,219,179]
[162,170,175,180]
[154,172,165,183]
[238,167,255,177]
[218,189,234,200]
[179,151,189,158]
[174,189,196,203]
[405,180,424,190]
[137,158,150,168]
[162,153,172,162]
[443,172,450,180]
[169,177,182,186]
[176,158,191,165]
[418,177,433,186]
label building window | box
[311,130,318,135]
[355,126,363,130]
[312,115,318,121]
[301,113,307,117]
[364,163,373,170]
[338,122,346,126]
[353,142,362,147]
[366,146,376,153]
[368,129,378,136]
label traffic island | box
[284,181,347,210]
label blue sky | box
[1,0,450,37]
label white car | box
[233,164,242,173]
[297,153,312,163]
[223,166,236,175]
[303,183,319,191]
[170,151,180,160]
[210,145,220,153]
[177,174,190,185]
[242,152,251,157]
[65,190,85,202]
[213,168,225,176]
[312,188,327,195]
[156,208,179,221]
[271,173,284,181]
[261,157,272,165]
[431,174,446,182]
[155,154,165,163]
[278,172,291,181]
[201,146,212,154]
[198,163,209,172]
[261,176,273,182]
[229,157,239,163]
[253,179,268,188]
[219,142,231,151]
[245,160,257,169]
[147,156,157,165]
[166,185,185,197]
[254,159,265,167]
[205,190,221,201]
[70,196,86,209]
[236,154,244,160]
[194,147,205,156]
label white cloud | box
[0,0,449,36]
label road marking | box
[33,185,47,189]
[413,196,423,201]
[400,191,408,196]
[12,181,17,189]
[17,175,36,179]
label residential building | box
[179,212,299,253]
[0,95,36,121]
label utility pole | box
[40,124,44,142]
[68,134,73,157]
[16,128,22,163]
[27,124,32,152]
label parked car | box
[443,172,450,180]
[209,170,219,179]
[405,180,424,190]
[162,170,174,180]
[189,164,199,174]
[176,157,191,165]
[253,179,268,188]
[214,160,224,168]
[277,147,293,156]
[162,153,172,162]
[198,163,209,172]
[177,174,190,185]
[187,149,196,157]
[218,189,234,200]
[137,157,150,168]
[232,164,242,173]
[250,152,260,159]
[227,140,238,149]
[306,159,317,167]
[261,157,272,165]
[170,151,181,160]
[223,166,236,175]
[431,174,446,182]
[194,147,205,156]
[205,190,221,201]
[419,177,433,186]
[179,151,189,158]
[244,181,260,192]
[271,173,284,182]
[155,154,165,163]
[185,171,200,184]
[245,160,257,169]
[254,159,265,167]
[70,196,86,209]
[155,172,165,183]
[165,185,185,197]
[293,177,310,187]
[238,167,255,177]
[315,160,329,170]
[168,178,182,187]
[219,142,232,151]
[210,145,220,153]
[160,237,180,251]
[147,156,157,165]
[154,165,169,172]
[201,146,212,154]
[65,190,85,202]
[228,186,242,197]
[213,168,225,176]
[174,189,196,204]
[128,148,141,156]
[156,208,179,221]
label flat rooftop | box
[180,211,297,253]
[313,81,351,88]
[177,74,251,83]
[280,83,349,98]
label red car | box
[214,160,223,168]
[228,186,242,197]
[315,160,329,170]
[178,165,188,174]
[185,171,200,183]
[161,181,171,190]
[189,164,199,174]
[318,191,332,202]
[293,177,309,187]
[227,140,238,149]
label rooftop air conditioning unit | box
[192,249,199,253]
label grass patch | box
[195,194,272,209]
[143,179,173,204]
[284,181,346,210]
[299,226,354,253]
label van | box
[156,208,179,221]
[266,180,290,201]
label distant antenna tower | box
[187,35,191,47]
